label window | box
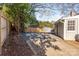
[68,20,75,31]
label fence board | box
[0,15,9,55]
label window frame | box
[67,20,75,31]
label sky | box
[33,3,79,22]
[35,8,62,22]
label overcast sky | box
[33,3,79,22]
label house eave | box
[55,19,64,24]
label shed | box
[54,10,79,41]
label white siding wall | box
[64,20,67,40]
[78,18,79,34]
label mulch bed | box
[1,33,34,56]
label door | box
[66,18,78,40]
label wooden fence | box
[0,14,9,54]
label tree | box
[2,3,37,34]
[38,21,53,28]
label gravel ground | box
[1,32,79,56]
[45,35,79,56]
[1,33,34,56]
